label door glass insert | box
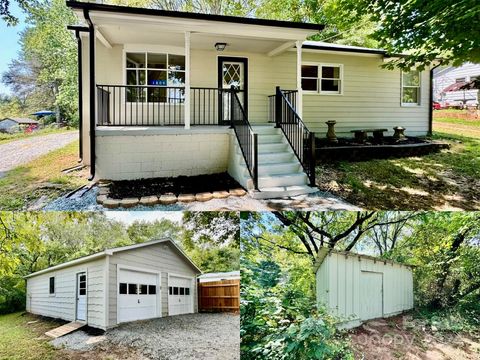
[222,63,243,89]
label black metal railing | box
[230,87,258,190]
[96,85,185,126]
[268,89,297,123]
[96,85,246,126]
[272,86,316,186]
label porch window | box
[301,64,343,94]
[401,70,421,106]
[125,52,185,103]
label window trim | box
[301,62,344,96]
[123,50,186,104]
[401,70,422,107]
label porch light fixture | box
[215,42,227,51]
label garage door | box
[118,268,160,323]
[168,275,193,316]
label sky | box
[104,211,184,225]
[0,3,27,95]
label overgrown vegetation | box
[241,211,480,359]
[0,211,239,314]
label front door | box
[218,57,248,123]
[76,272,87,321]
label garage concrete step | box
[45,321,85,338]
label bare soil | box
[350,316,480,360]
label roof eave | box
[65,0,324,32]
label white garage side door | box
[118,269,160,323]
[360,271,383,321]
[168,275,193,316]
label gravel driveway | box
[52,313,240,360]
[0,131,78,175]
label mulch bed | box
[316,137,450,162]
[108,172,242,199]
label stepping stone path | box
[96,184,247,208]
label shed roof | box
[313,247,414,273]
[1,117,38,124]
[25,238,201,278]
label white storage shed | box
[314,247,414,328]
[25,239,202,330]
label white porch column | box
[184,31,191,129]
[295,40,303,118]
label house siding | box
[25,258,106,329]
[107,242,200,328]
[316,252,413,328]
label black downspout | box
[428,64,441,137]
[74,29,83,163]
[84,9,96,180]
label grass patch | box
[316,133,480,210]
[434,117,480,127]
[0,128,76,145]
[0,140,88,210]
[0,312,59,360]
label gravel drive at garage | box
[52,313,240,360]
[0,131,78,175]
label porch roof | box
[67,1,323,47]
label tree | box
[334,0,480,70]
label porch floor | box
[96,125,231,136]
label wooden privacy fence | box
[198,279,240,313]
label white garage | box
[168,275,194,315]
[314,247,414,329]
[25,239,202,330]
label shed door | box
[168,275,193,316]
[118,269,160,323]
[76,272,87,321]
[360,271,383,320]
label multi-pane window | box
[120,283,157,295]
[79,274,86,296]
[301,64,343,94]
[168,286,190,296]
[49,277,55,294]
[125,52,185,102]
[401,71,421,106]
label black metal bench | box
[350,128,388,143]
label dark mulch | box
[316,136,427,148]
[108,172,242,198]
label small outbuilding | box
[314,247,414,328]
[0,117,38,133]
[25,239,202,330]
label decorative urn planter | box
[325,120,338,143]
[393,126,406,140]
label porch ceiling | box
[95,23,291,53]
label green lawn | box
[0,128,75,145]
[316,132,480,210]
[434,117,480,127]
[0,140,88,210]
[0,312,58,360]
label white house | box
[0,117,38,133]
[25,239,202,330]
[67,1,434,198]
[314,247,414,329]
[433,63,480,106]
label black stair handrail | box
[273,86,316,186]
[230,87,258,190]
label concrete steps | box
[248,124,317,198]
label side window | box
[402,70,421,106]
[301,64,343,94]
[119,283,127,294]
[149,285,156,295]
[49,277,55,294]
